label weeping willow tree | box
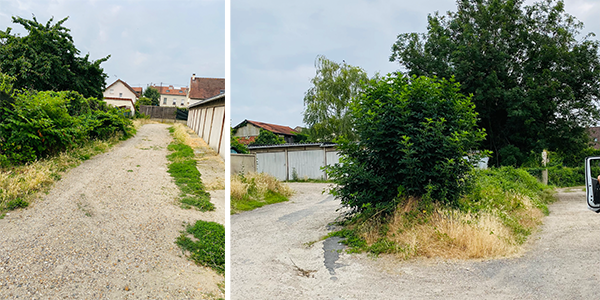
[302,55,369,142]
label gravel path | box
[0,123,223,299]
[231,183,600,299]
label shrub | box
[327,74,487,215]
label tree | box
[143,86,160,106]
[303,55,369,142]
[230,128,249,154]
[249,129,285,146]
[390,0,600,166]
[0,16,110,99]
[327,74,487,215]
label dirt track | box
[231,183,600,299]
[0,123,224,299]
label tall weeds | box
[231,172,294,213]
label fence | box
[139,105,177,120]
[248,143,339,181]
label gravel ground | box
[0,123,224,299]
[231,183,600,300]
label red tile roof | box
[189,77,224,100]
[238,136,256,145]
[239,120,298,136]
[132,87,142,96]
[150,85,188,96]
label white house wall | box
[104,82,137,102]
[103,99,135,114]
[257,152,287,181]
[160,94,188,107]
[235,124,260,137]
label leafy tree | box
[390,0,600,166]
[249,129,285,146]
[0,16,110,99]
[231,128,249,154]
[137,97,152,106]
[327,74,487,215]
[143,86,160,106]
[303,55,369,142]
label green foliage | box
[292,131,310,143]
[176,220,225,274]
[143,87,160,106]
[0,88,133,166]
[0,16,110,99]
[328,74,487,215]
[230,127,249,154]
[390,0,600,166]
[303,55,369,142]
[249,129,285,146]
[6,198,29,210]
[166,141,214,211]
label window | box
[166,90,170,93]
[181,99,184,106]
[173,99,176,105]
[179,90,183,93]
[119,92,123,97]
[163,97,167,105]
[109,89,114,94]
[220,89,225,94]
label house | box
[589,127,600,149]
[152,85,189,107]
[103,79,139,114]
[233,120,298,144]
[187,74,225,107]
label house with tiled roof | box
[151,85,189,107]
[187,74,225,107]
[233,119,298,144]
[103,79,139,114]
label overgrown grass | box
[166,139,214,211]
[0,136,121,213]
[230,172,295,214]
[330,166,556,260]
[176,220,225,274]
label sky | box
[231,0,600,129]
[0,0,225,90]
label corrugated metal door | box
[326,151,340,166]
[257,152,287,181]
[288,150,325,180]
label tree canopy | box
[390,0,600,166]
[249,129,285,146]
[303,55,369,142]
[0,16,110,99]
[327,74,486,214]
[143,86,160,106]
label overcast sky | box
[0,0,225,89]
[231,0,600,129]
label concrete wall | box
[231,154,257,175]
[188,103,225,160]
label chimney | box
[192,73,196,81]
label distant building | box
[103,79,139,114]
[187,74,225,107]
[151,85,189,107]
[233,120,298,144]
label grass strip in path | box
[176,220,225,274]
[166,140,214,211]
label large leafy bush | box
[327,74,487,215]
[0,82,133,166]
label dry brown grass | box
[231,172,295,201]
[0,138,116,211]
[353,193,545,260]
[132,118,159,129]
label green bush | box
[327,74,487,215]
[0,86,133,166]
